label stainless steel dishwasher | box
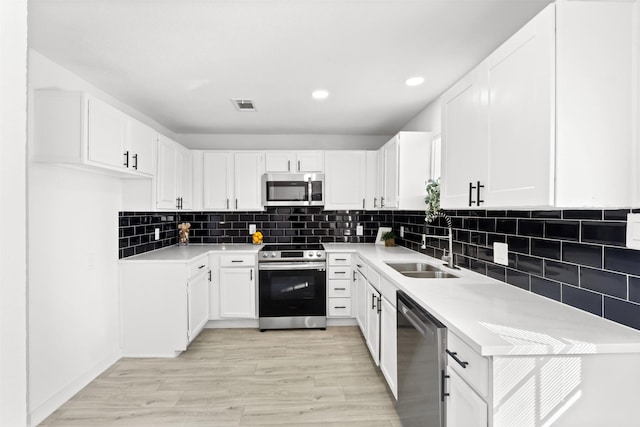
[396,290,447,427]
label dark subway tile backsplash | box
[120,207,640,332]
[392,208,639,332]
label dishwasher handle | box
[398,300,435,338]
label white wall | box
[27,51,124,425]
[401,97,441,135]
[177,133,389,150]
[0,0,28,425]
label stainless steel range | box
[258,244,327,331]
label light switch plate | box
[493,242,508,266]
[154,228,160,240]
[400,226,405,238]
[356,225,364,236]
[626,213,640,250]
[249,224,257,234]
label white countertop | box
[325,243,640,357]
[119,244,263,263]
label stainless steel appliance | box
[262,173,324,206]
[258,244,327,330]
[397,291,448,427]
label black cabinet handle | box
[376,297,381,313]
[235,199,238,210]
[250,269,253,281]
[374,197,378,208]
[132,153,138,170]
[298,160,301,171]
[287,160,291,171]
[441,370,450,401]
[446,349,469,368]
[335,306,347,309]
[371,294,376,309]
[468,182,476,206]
[336,258,347,261]
[335,287,346,291]
[476,181,484,206]
[198,265,206,269]
[176,198,180,209]
[381,196,385,207]
[208,270,212,281]
[231,260,243,263]
[123,150,129,167]
[334,271,346,274]
[226,199,229,209]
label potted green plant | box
[382,231,396,247]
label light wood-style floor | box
[41,327,401,426]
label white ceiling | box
[28,0,552,136]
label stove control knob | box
[262,253,268,258]
[315,251,322,257]
[271,252,277,258]
[307,251,314,258]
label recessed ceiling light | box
[405,76,425,87]
[312,90,329,100]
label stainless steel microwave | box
[262,173,324,206]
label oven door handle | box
[259,262,326,271]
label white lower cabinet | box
[327,252,354,318]
[120,255,210,356]
[187,267,209,342]
[380,295,397,399]
[365,281,381,366]
[447,368,488,427]
[355,269,367,332]
[219,268,256,318]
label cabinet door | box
[485,5,555,207]
[187,270,209,343]
[219,267,256,318]
[365,282,381,366]
[447,368,488,427]
[265,151,295,172]
[324,151,366,210]
[87,97,128,169]
[365,151,378,209]
[234,152,264,211]
[375,149,385,209]
[296,151,324,172]
[441,66,488,209]
[179,147,193,210]
[380,296,397,399]
[355,270,367,334]
[203,152,233,210]
[156,136,179,209]
[129,119,156,175]
[382,138,399,209]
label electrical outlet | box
[626,213,640,250]
[249,224,256,234]
[400,226,405,238]
[154,228,160,240]
[493,242,508,266]
[356,225,363,236]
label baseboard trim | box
[28,350,120,427]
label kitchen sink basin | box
[385,262,459,279]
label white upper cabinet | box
[156,135,192,210]
[441,66,488,209]
[234,152,264,210]
[364,151,378,210]
[128,118,157,176]
[203,151,264,211]
[324,150,366,210]
[33,90,153,177]
[265,151,324,173]
[86,96,129,169]
[376,132,432,210]
[441,2,637,209]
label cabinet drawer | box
[328,266,351,279]
[355,257,368,278]
[328,280,351,297]
[328,253,352,266]
[188,256,209,278]
[447,332,489,398]
[219,254,255,267]
[328,298,351,317]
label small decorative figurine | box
[178,222,191,246]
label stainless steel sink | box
[385,262,459,279]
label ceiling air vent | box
[232,99,257,112]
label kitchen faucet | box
[424,212,456,269]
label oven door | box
[258,262,327,317]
